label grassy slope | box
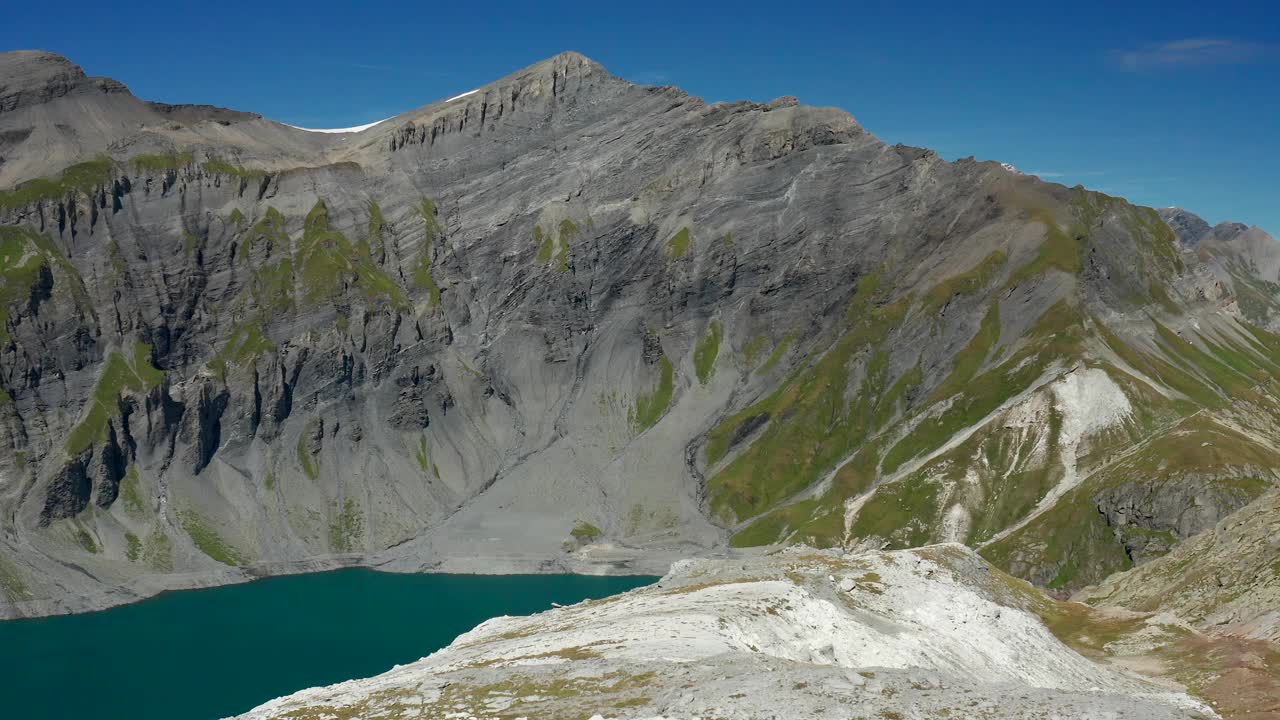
[713,188,1280,596]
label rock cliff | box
[1,50,1280,628]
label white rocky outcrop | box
[236,545,1212,719]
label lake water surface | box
[0,569,655,720]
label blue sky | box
[3,0,1277,232]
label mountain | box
[1085,487,1280,642]
[1,48,1279,656]
[240,545,1216,720]
[1160,207,1280,326]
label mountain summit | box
[1,51,1278,684]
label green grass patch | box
[848,475,942,548]
[297,432,320,480]
[694,320,723,384]
[0,156,116,210]
[179,511,244,566]
[1149,281,1182,315]
[1239,321,1280,367]
[412,253,441,307]
[74,527,99,554]
[630,355,675,432]
[531,218,581,271]
[1123,204,1184,275]
[0,226,50,344]
[66,343,165,455]
[1096,321,1218,408]
[328,499,363,553]
[412,199,443,306]
[242,207,290,263]
[874,363,922,429]
[571,521,603,541]
[0,226,94,342]
[125,532,143,562]
[201,158,267,182]
[119,466,146,515]
[129,151,194,174]
[982,484,1133,590]
[1099,415,1280,490]
[1005,209,1084,289]
[1153,322,1259,398]
[534,225,553,263]
[299,200,409,311]
[707,294,911,523]
[729,497,843,548]
[883,300,1083,476]
[210,320,277,376]
[922,250,1006,311]
[142,527,174,571]
[366,200,386,257]
[870,400,1062,548]
[420,198,442,242]
[667,227,692,259]
[248,258,296,316]
[760,335,794,373]
[0,553,31,602]
[557,219,579,272]
[414,435,431,473]
[984,412,1279,590]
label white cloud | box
[1114,38,1274,70]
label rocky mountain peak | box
[0,50,86,82]
[1159,206,1274,249]
[1158,206,1213,245]
[0,49,128,113]
[408,49,624,118]
[1211,220,1252,242]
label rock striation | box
[1,50,1280,635]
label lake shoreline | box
[0,568,658,720]
[0,541,726,621]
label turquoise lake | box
[0,569,655,720]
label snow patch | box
[284,118,390,134]
[446,89,479,102]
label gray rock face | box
[1086,488,1280,643]
[1159,207,1214,246]
[1,49,1279,623]
[1160,207,1280,327]
[1097,473,1266,539]
[0,51,125,113]
[1094,472,1268,565]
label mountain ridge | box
[0,49,1277,668]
